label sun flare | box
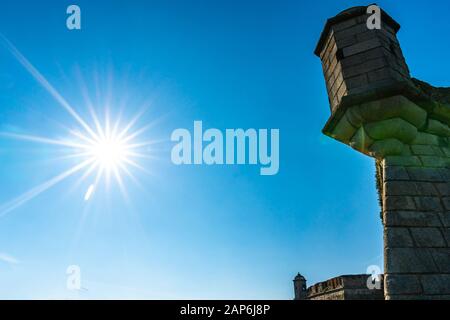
[88,135,128,171]
[0,35,160,216]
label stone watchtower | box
[315,5,450,299]
[293,273,308,300]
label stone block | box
[384,181,417,196]
[384,196,416,211]
[333,21,367,36]
[384,211,442,227]
[342,37,382,57]
[385,156,421,167]
[435,183,450,196]
[431,146,445,157]
[409,228,446,247]
[384,181,439,197]
[442,228,450,245]
[414,197,443,212]
[385,248,437,273]
[432,102,450,125]
[411,132,440,146]
[357,95,427,128]
[401,145,412,156]
[414,182,439,196]
[430,249,450,273]
[383,166,410,181]
[364,46,390,61]
[385,274,422,295]
[443,147,450,157]
[335,35,357,49]
[342,57,386,78]
[344,106,363,128]
[385,227,414,247]
[421,275,450,295]
[349,126,374,154]
[367,68,392,83]
[366,118,418,143]
[336,81,347,100]
[439,168,450,180]
[340,52,365,69]
[443,198,450,211]
[419,156,450,168]
[407,167,445,182]
[333,18,359,33]
[411,145,436,156]
[330,113,357,143]
[438,212,450,227]
[345,73,368,89]
[370,139,404,157]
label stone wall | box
[321,91,450,299]
[315,5,450,299]
[382,151,450,299]
[307,275,384,300]
[314,6,409,113]
[324,93,450,299]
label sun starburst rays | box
[0,34,160,217]
[0,108,156,217]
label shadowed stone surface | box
[315,4,450,300]
[305,275,384,300]
[385,274,422,295]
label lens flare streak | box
[0,35,157,217]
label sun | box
[0,104,155,215]
[65,114,152,202]
[0,35,160,216]
[62,108,155,202]
[88,135,128,171]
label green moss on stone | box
[370,139,405,158]
[411,132,440,146]
[365,118,418,143]
[330,113,358,144]
[357,95,427,128]
[425,119,450,137]
[385,156,422,167]
[349,126,373,154]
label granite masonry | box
[294,273,384,300]
[298,4,450,300]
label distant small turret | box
[293,273,308,300]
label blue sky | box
[0,0,449,299]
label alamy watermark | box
[66,264,81,291]
[171,121,279,176]
[366,265,382,290]
[367,4,381,30]
[67,5,81,30]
